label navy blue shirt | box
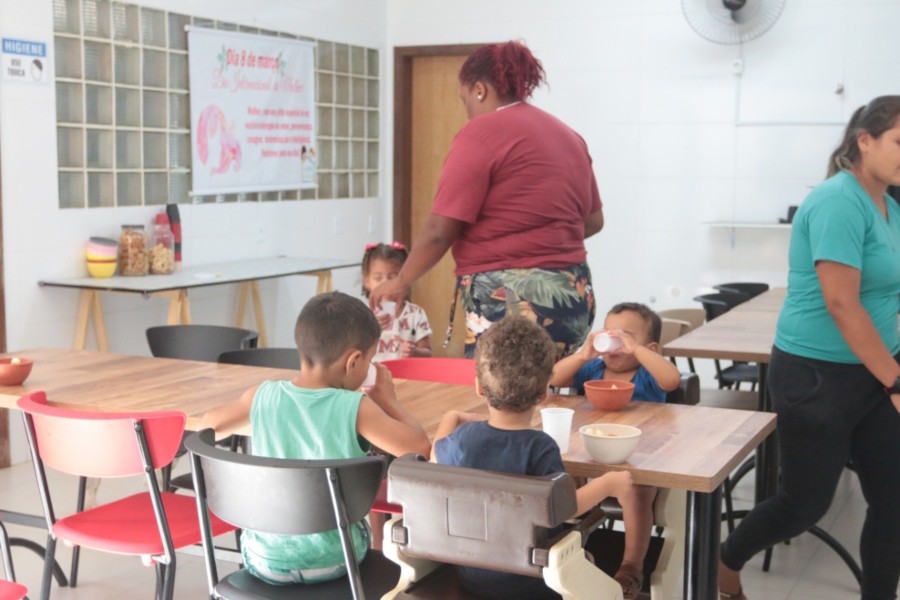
[434,422,565,600]
[572,358,665,402]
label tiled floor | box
[0,456,878,599]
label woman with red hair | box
[371,40,604,358]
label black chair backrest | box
[185,429,386,536]
[713,282,769,299]
[146,325,258,362]
[692,292,749,322]
[218,348,300,370]
[666,372,699,405]
[386,454,577,577]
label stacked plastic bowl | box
[85,237,118,278]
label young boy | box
[202,291,430,586]
[432,316,632,600]
[549,302,681,599]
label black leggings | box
[721,347,900,600]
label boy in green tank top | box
[202,291,430,585]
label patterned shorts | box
[454,262,596,359]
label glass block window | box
[54,0,380,208]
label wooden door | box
[394,45,481,357]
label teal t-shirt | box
[242,381,370,582]
[775,170,900,363]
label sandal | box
[614,563,644,600]
[719,587,746,600]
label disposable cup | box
[362,363,377,389]
[378,300,397,316]
[540,407,574,453]
[593,332,624,353]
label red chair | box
[380,358,475,386]
[17,391,235,600]
[373,358,476,515]
[0,522,27,600]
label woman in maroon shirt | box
[371,41,604,358]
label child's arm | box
[430,410,483,461]
[574,470,633,516]
[400,337,432,358]
[199,385,258,439]
[403,305,433,358]
[357,365,431,457]
[608,330,681,392]
[549,331,602,387]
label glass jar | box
[149,213,175,275]
[118,224,148,276]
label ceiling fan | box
[682,0,787,45]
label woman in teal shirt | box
[720,96,900,600]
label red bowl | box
[583,379,635,411]
[0,357,33,386]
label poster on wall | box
[2,38,49,83]
[188,28,317,195]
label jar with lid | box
[118,225,148,276]
[149,213,175,275]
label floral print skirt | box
[450,262,596,359]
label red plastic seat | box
[0,580,27,600]
[17,391,235,600]
[380,358,475,386]
[1,521,27,600]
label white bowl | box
[579,423,641,464]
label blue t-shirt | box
[434,421,565,600]
[775,171,900,362]
[572,359,666,402]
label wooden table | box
[39,256,359,351]
[0,348,775,600]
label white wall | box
[0,0,389,462]
[387,0,898,314]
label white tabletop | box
[39,256,359,294]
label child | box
[432,316,633,600]
[550,302,681,599]
[361,242,433,361]
[201,291,430,586]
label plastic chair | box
[659,318,689,348]
[218,347,300,370]
[692,293,758,390]
[146,325,259,362]
[380,358,475,386]
[185,429,401,600]
[0,523,27,600]
[17,391,235,600]
[658,308,706,372]
[713,282,770,299]
[381,454,624,600]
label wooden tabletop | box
[662,287,785,363]
[0,348,775,494]
[38,256,359,294]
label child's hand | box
[605,328,639,355]
[375,312,392,330]
[579,331,604,361]
[366,364,396,405]
[605,470,633,501]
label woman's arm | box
[369,214,464,309]
[817,260,900,388]
[584,208,604,239]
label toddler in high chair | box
[550,302,681,599]
[361,242,432,361]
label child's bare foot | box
[718,560,747,600]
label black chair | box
[380,454,623,599]
[713,282,770,299]
[218,348,300,371]
[146,325,259,362]
[185,429,400,600]
[692,292,758,390]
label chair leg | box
[723,477,736,533]
[807,526,863,584]
[40,535,57,600]
[163,558,176,600]
[69,476,88,587]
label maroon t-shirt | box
[432,102,602,276]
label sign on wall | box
[2,38,48,83]
[188,28,317,195]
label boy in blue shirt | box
[549,301,680,598]
[202,291,430,585]
[433,316,632,599]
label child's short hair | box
[607,302,662,344]
[361,242,409,297]
[294,291,381,366]
[475,316,555,413]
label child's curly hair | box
[361,242,409,297]
[475,316,556,413]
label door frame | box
[392,44,482,244]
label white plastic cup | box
[378,300,397,317]
[593,332,624,353]
[540,407,574,453]
[362,363,377,389]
